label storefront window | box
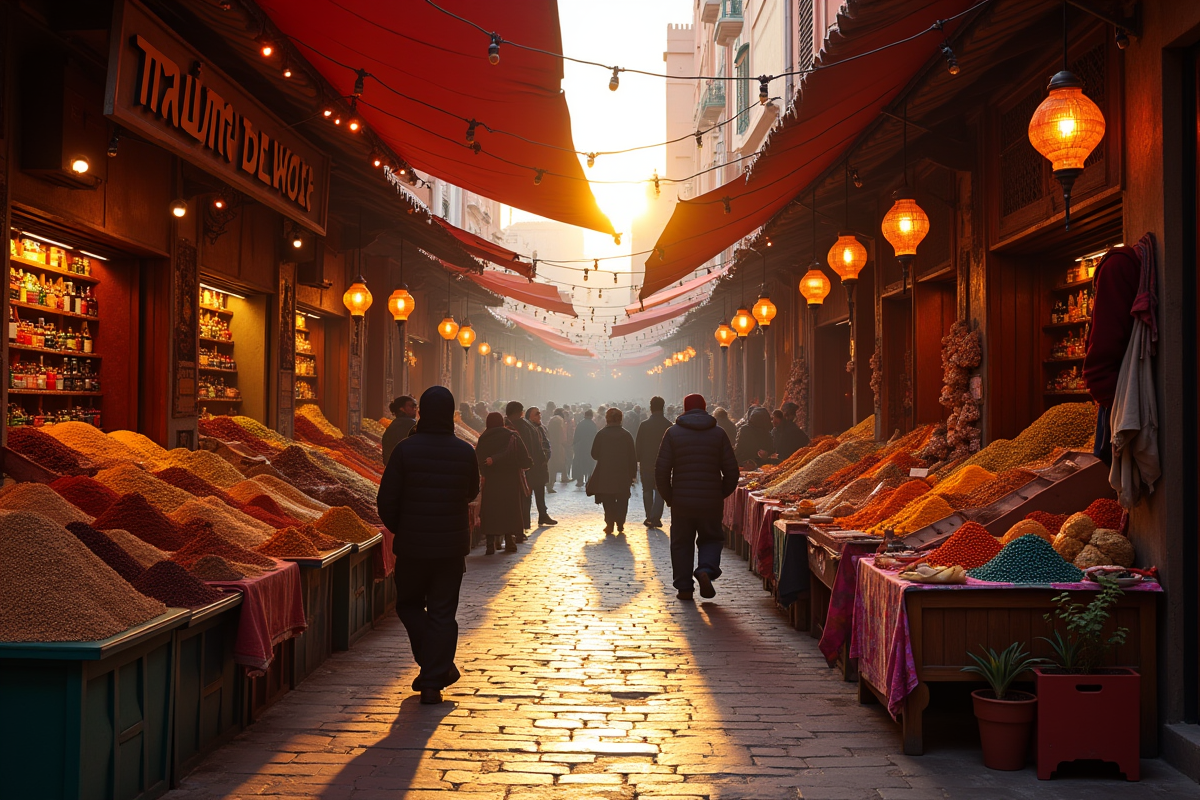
[735,44,750,135]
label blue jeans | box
[641,479,664,523]
[669,513,724,592]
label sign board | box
[105,0,329,234]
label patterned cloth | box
[816,541,879,664]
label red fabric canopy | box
[609,299,702,339]
[468,271,577,317]
[432,217,532,278]
[259,0,613,234]
[639,0,974,298]
[627,263,732,314]
[504,313,595,358]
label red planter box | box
[1034,667,1140,780]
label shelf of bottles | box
[294,313,318,403]
[7,235,104,428]
[1043,247,1103,398]
[198,287,241,411]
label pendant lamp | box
[732,263,756,336]
[715,323,736,348]
[799,269,831,307]
[342,275,372,316]
[387,287,414,323]
[478,342,491,356]
[438,269,459,340]
[880,105,929,290]
[752,245,776,327]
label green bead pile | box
[967,534,1083,584]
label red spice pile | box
[925,522,1003,569]
[132,560,225,607]
[256,527,321,558]
[298,523,344,550]
[1025,510,1068,534]
[240,494,301,528]
[838,480,930,531]
[868,451,926,478]
[93,493,194,551]
[1083,498,1124,531]
[198,416,279,456]
[153,466,241,507]
[65,521,146,583]
[7,427,97,476]
[293,417,383,474]
[272,446,337,490]
[293,415,339,447]
[171,520,276,569]
[50,475,119,516]
[945,469,1038,510]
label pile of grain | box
[93,493,193,551]
[227,479,322,522]
[256,527,321,558]
[968,534,1083,583]
[198,416,280,456]
[838,415,876,442]
[251,474,330,514]
[271,446,337,490]
[315,506,379,543]
[152,449,246,488]
[1084,498,1124,531]
[107,430,169,461]
[50,475,119,516]
[65,521,145,583]
[763,452,852,498]
[952,403,1096,475]
[239,494,301,528]
[925,522,1002,569]
[105,528,167,568]
[231,416,294,451]
[311,485,382,524]
[0,511,166,642]
[153,466,241,506]
[171,520,276,569]
[132,560,225,607]
[1025,511,1068,534]
[94,464,194,513]
[931,465,996,497]
[943,469,1038,511]
[6,427,97,476]
[0,482,94,526]
[169,499,270,549]
[870,494,955,535]
[44,421,141,466]
[297,404,344,438]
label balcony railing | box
[714,0,743,46]
[697,82,726,126]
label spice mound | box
[199,416,280,456]
[94,463,194,513]
[171,520,277,569]
[315,506,378,543]
[271,446,337,491]
[6,426,97,476]
[0,481,94,527]
[925,522,1002,569]
[256,527,321,558]
[44,421,142,466]
[311,485,382,525]
[93,492,194,551]
[132,560,225,607]
[1083,498,1124,531]
[153,466,240,506]
[1025,511,1068,535]
[108,430,169,461]
[239,494,301,528]
[297,523,344,550]
[1000,518,1053,545]
[967,534,1084,584]
[66,521,146,583]
[189,555,249,581]
[152,449,246,489]
[51,475,120,516]
[169,499,270,549]
[0,511,166,642]
[106,528,168,569]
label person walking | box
[572,409,598,487]
[376,386,480,704]
[475,412,531,554]
[525,406,559,515]
[459,402,485,434]
[547,409,570,484]
[655,393,739,601]
[634,396,672,529]
[587,407,637,534]
[382,395,417,463]
[507,402,556,529]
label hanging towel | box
[1108,233,1160,508]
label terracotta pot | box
[971,689,1037,770]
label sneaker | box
[676,590,694,601]
[539,517,558,526]
[420,689,443,705]
[697,572,716,599]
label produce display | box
[132,561,225,607]
[0,481,94,526]
[171,520,276,569]
[189,555,252,581]
[7,426,97,475]
[256,527,321,558]
[315,506,379,543]
[1000,518,1053,545]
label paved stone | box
[166,487,1196,799]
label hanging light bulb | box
[438,313,459,340]
[456,320,476,351]
[534,169,544,185]
[69,156,90,175]
[255,33,274,58]
[940,43,960,76]
[715,323,736,348]
[504,354,516,367]
[169,198,188,218]
[291,230,303,249]
[880,188,930,270]
[1028,71,1105,230]
[586,152,596,168]
[731,307,756,337]
[516,359,523,369]
[827,233,868,283]
[478,342,491,356]
[342,275,372,316]
[387,286,414,322]
[282,60,293,78]
[799,268,831,307]
[609,67,620,91]
[758,75,770,104]
[488,33,502,65]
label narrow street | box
[167,488,1193,800]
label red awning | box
[639,0,975,298]
[258,0,613,234]
[627,263,732,314]
[468,270,577,317]
[504,313,595,358]
[609,299,702,339]
[432,217,532,278]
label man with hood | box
[654,393,739,601]
[377,386,479,705]
[735,406,777,467]
[634,396,672,528]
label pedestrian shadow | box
[583,530,642,610]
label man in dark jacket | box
[634,396,672,528]
[377,386,479,705]
[526,406,559,521]
[381,395,417,463]
[655,393,739,601]
[734,406,777,466]
[506,402,555,529]
[572,409,598,487]
[773,402,811,459]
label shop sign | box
[104,0,329,234]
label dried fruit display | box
[938,320,983,459]
[1074,529,1135,568]
[50,475,119,516]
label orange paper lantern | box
[342,275,372,316]
[799,268,831,307]
[827,233,868,283]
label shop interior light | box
[169,198,188,218]
[21,232,76,250]
[387,286,414,322]
[731,307,756,337]
[200,283,245,300]
[342,275,372,316]
[1028,70,1106,230]
[255,33,274,58]
[306,312,320,320]
[827,233,868,283]
[78,250,108,261]
[291,232,303,249]
[799,267,832,307]
[438,314,459,340]
[715,323,736,348]
[477,341,491,356]
[213,197,225,210]
[456,321,476,350]
[69,156,90,175]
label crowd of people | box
[376,386,809,704]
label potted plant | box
[961,642,1043,770]
[1034,575,1140,780]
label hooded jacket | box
[634,411,672,482]
[772,418,811,459]
[735,407,776,466]
[377,386,480,559]
[654,409,739,516]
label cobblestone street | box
[167,488,1195,799]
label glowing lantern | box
[1028,70,1106,229]
[478,342,491,356]
[387,287,414,322]
[799,268,831,307]
[515,360,523,369]
[342,275,372,316]
[715,323,736,348]
[752,294,777,328]
[504,354,516,366]
[456,321,476,350]
[827,233,869,283]
[731,307,756,337]
[880,189,930,267]
[438,314,459,340]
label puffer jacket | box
[654,409,739,517]
[377,386,480,559]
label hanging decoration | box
[342,275,372,316]
[799,270,831,307]
[880,105,929,291]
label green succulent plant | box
[962,642,1045,700]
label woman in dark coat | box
[572,409,598,487]
[475,413,532,554]
[586,407,638,534]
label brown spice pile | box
[314,506,379,543]
[44,421,142,466]
[94,463,194,513]
[250,475,330,514]
[108,430,169,461]
[170,520,276,569]
[189,554,248,581]
[198,416,281,456]
[105,528,168,569]
[50,475,120,516]
[227,480,322,522]
[311,485,382,525]
[93,493,194,551]
[6,426,97,476]
[0,482,94,527]
[942,469,1037,510]
[239,494,301,528]
[836,480,930,531]
[0,511,166,642]
[65,521,146,584]
[132,560,225,607]
[256,527,321,558]
[298,523,344,550]
[153,466,241,506]
[169,499,270,549]
[152,449,246,489]
[271,446,338,490]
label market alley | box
[165,487,1193,800]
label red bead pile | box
[925,521,1003,569]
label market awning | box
[609,299,702,339]
[503,312,595,358]
[639,0,976,298]
[627,263,732,314]
[431,217,533,278]
[468,270,577,317]
[611,347,665,366]
[258,0,614,235]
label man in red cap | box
[654,393,739,600]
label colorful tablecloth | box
[723,487,747,534]
[816,540,880,664]
[209,560,306,675]
[847,559,1163,718]
[745,495,784,578]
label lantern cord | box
[1062,0,1069,72]
[811,187,817,263]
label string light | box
[721,197,731,215]
[653,170,660,197]
[534,169,544,185]
[282,60,293,78]
[256,32,274,58]
[940,43,960,75]
[758,76,770,104]
[352,68,368,97]
[488,33,502,65]
[609,67,621,91]
[169,198,188,218]
[466,120,478,143]
[586,153,596,168]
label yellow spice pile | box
[45,421,142,466]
